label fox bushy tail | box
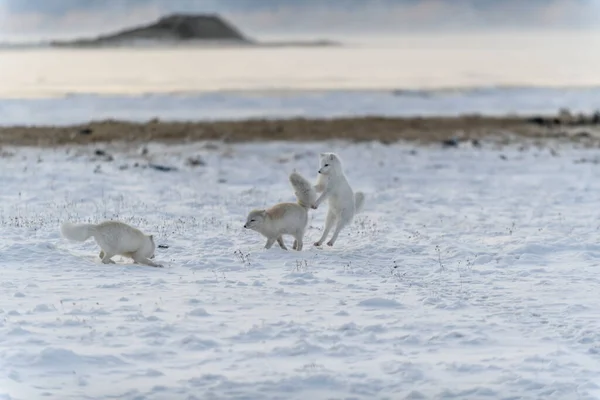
[60,222,97,242]
[289,171,317,209]
[354,192,365,214]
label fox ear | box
[329,154,334,160]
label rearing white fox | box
[312,152,365,247]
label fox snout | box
[318,169,322,174]
[243,224,248,228]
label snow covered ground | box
[1,87,600,126]
[1,140,600,399]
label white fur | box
[60,220,162,267]
[289,171,317,209]
[243,171,317,251]
[312,152,366,247]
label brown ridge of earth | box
[1,114,600,147]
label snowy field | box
[2,140,600,400]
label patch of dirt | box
[1,115,599,147]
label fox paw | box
[314,241,322,246]
[311,204,318,210]
[327,241,334,247]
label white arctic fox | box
[60,220,163,267]
[244,171,316,251]
[312,152,365,247]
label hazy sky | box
[0,0,599,41]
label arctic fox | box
[312,152,365,247]
[60,220,162,267]
[244,171,316,251]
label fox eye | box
[324,163,329,167]
[250,219,255,222]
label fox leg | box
[314,210,335,246]
[277,236,288,250]
[312,191,329,209]
[292,239,298,250]
[131,250,163,267]
[327,221,345,247]
[327,213,350,246]
[99,250,105,259]
[265,237,276,249]
[101,250,116,264]
[294,235,304,251]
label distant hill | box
[49,14,339,48]
[51,14,252,47]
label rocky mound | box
[51,14,252,47]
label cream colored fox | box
[60,220,162,267]
[244,171,316,251]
